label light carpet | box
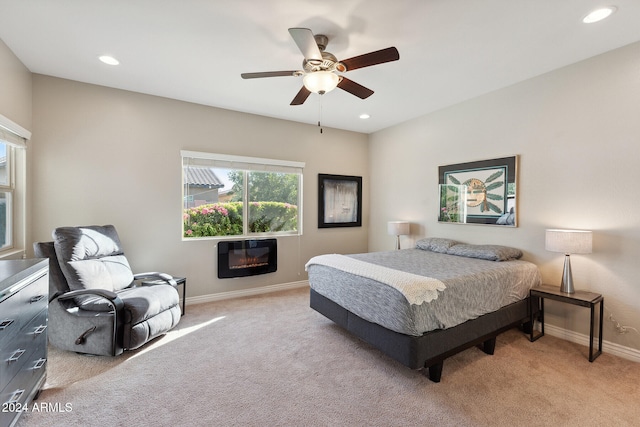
[16,287,640,427]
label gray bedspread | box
[307,248,541,336]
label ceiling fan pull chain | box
[318,95,323,134]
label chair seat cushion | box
[117,284,179,324]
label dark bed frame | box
[310,288,537,382]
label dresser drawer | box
[0,309,47,387]
[0,346,47,427]
[0,260,48,427]
[0,272,47,350]
[18,273,48,320]
[0,293,21,350]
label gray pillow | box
[446,244,523,261]
[416,237,461,253]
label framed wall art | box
[438,156,518,226]
[318,174,362,228]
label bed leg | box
[482,337,496,355]
[425,362,443,383]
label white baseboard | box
[184,280,309,306]
[542,323,640,363]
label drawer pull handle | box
[33,358,47,370]
[30,294,45,303]
[7,389,25,404]
[0,319,14,330]
[8,349,25,362]
[33,325,47,335]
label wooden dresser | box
[0,259,48,427]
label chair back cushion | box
[52,225,134,292]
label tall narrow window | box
[181,151,304,239]
[0,142,12,249]
[0,114,29,255]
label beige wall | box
[0,39,32,258]
[30,76,369,298]
[369,41,640,351]
[0,39,32,130]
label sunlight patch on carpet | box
[127,316,226,360]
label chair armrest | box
[56,289,125,311]
[134,272,177,287]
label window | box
[0,142,12,249]
[0,114,29,256]
[181,151,304,239]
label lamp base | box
[395,235,401,250]
[560,254,575,294]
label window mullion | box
[243,170,249,234]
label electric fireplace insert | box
[217,238,277,279]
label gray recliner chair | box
[34,225,182,356]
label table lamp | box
[387,221,410,250]
[545,229,592,293]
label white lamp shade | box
[545,229,592,254]
[387,221,410,236]
[303,71,339,94]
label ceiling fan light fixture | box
[303,71,339,94]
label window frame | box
[0,143,14,250]
[181,150,305,240]
[0,114,30,258]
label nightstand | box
[529,285,603,362]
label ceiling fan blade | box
[337,77,374,99]
[290,86,311,105]
[241,71,299,79]
[339,47,399,72]
[288,28,323,62]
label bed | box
[306,238,542,382]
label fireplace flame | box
[229,254,269,270]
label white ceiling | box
[1,1,639,134]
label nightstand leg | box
[529,296,534,341]
[589,298,603,362]
[540,298,545,335]
[529,295,544,342]
[598,299,604,356]
[181,279,187,316]
[589,303,595,360]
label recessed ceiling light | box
[582,6,617,23]
[359,113,370,119]
[99,55,119,65]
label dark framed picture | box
[438,156,518,226]
[318,174,362,228]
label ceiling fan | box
[241,28,399,105]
